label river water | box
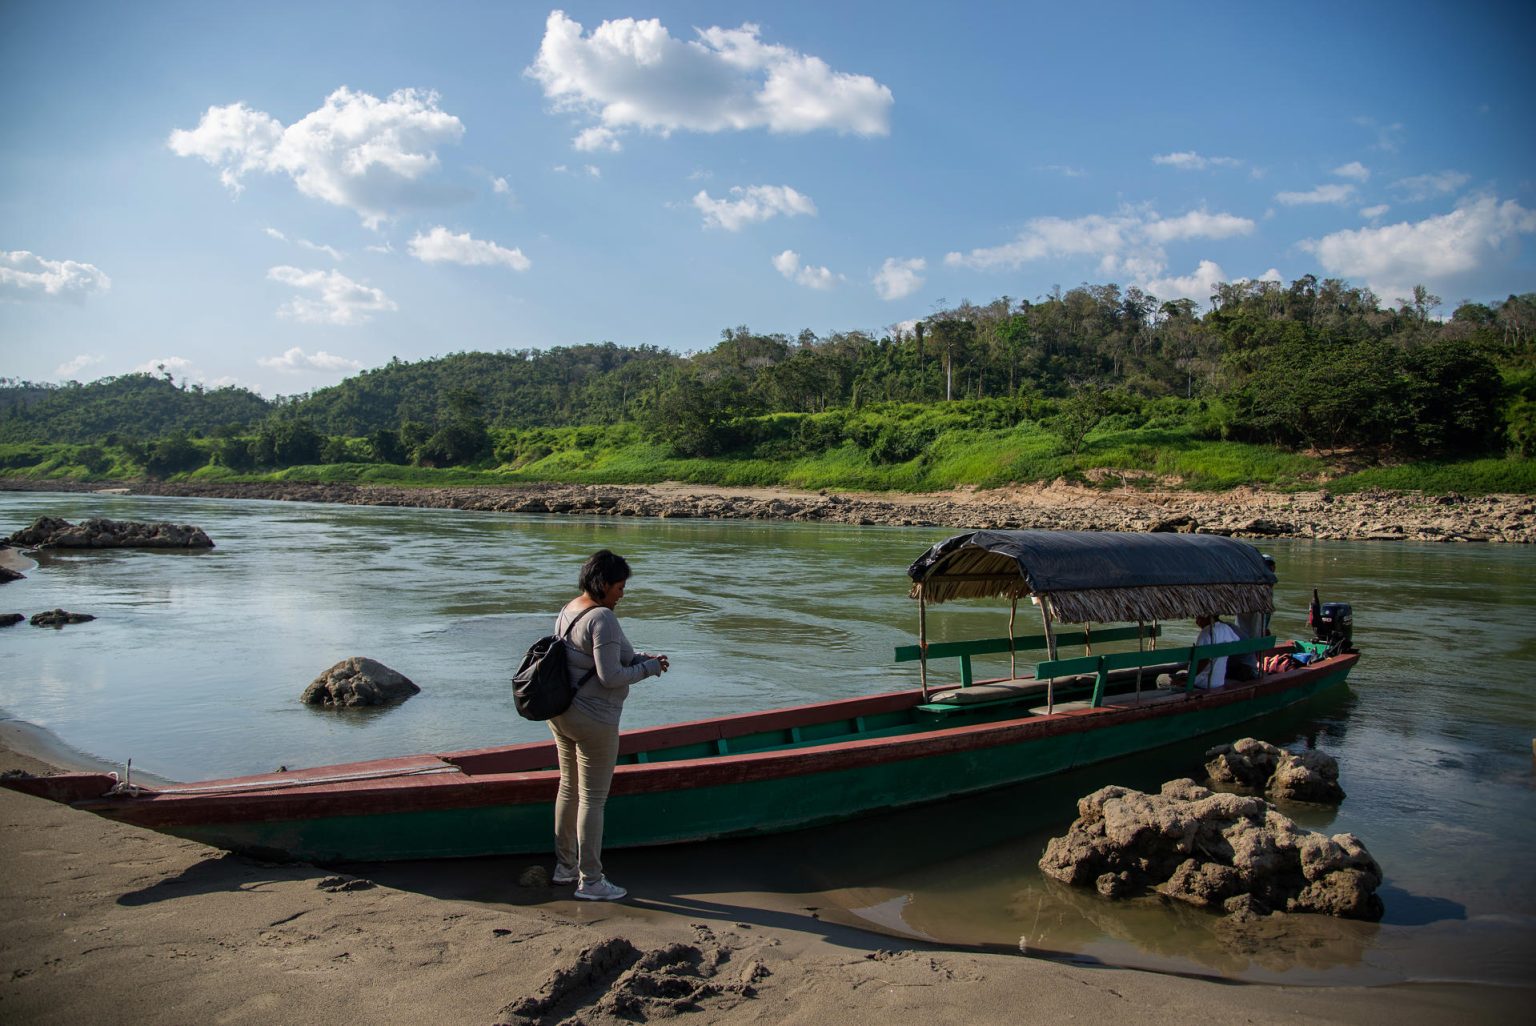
[1,491,1532,987]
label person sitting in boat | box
[1190,613,1242,689]
[1160,613,1242,691]
[1228,610,1264,682]
[548,549,670,902]
[1234,553,1276,679]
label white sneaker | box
[551,865,577,885]
[574,877,628,901]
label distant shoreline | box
[2,477,1533,543]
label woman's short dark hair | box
[579,549,631,600]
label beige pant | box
[548,704,621,885]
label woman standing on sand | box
[548,550,669,901]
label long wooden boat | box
[3,530,1358,862]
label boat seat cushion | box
[928,682,1039,704]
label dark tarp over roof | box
[906,530,1276,624]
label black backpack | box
[512,605,599,721]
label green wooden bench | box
[1035,634,1276,708]
[893,624,1161,687]
[896,625,1163,716]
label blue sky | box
[3,1,1534,396]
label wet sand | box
[1,734,1527,1025]
[0,543,32,575]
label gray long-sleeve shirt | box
[557,602,661,725]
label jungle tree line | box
[3,276,1534,469]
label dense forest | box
[3,276,1534,489]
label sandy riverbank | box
[1,734,1527,1025]
[0,545,32,573]
[3,478,1533,543]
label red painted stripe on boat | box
[68,654,1355,830]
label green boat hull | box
[160,663,1352,862]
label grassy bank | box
[5,424,1535,496]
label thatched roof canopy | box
[906,530,1275,625]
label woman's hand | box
[654,654,670,674]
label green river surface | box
[1,491,1532,988]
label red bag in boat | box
[1261,653,1298,675]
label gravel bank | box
[3,478,1532,543]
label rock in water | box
[0,613,23,627]
[1038,778,1383,921]
[30,609,96,628]
[1205,737,1344,804]
[1204,737,1283,789]
[1269,749,1346,803]
[8,516,214,550]
[301,657,420,708]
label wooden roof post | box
[1008,596,1018,680]
[1134,619,1146,705]
[1041,596,1058,714]
[918,587,929,702]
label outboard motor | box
[1314,602,1354,653]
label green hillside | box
[3,277,1533,493]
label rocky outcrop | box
[1206,737,1345,803]
[1038,779,1383,921]
[30,608,96,628]
[0,613,23,627]
[0,566,22,583]
[3,479,1531,543]
[301,657,419,708]
[8,516,213,550]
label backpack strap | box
[558,602,602,641]
[559,604,603,689]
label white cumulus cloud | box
[693,184,816,231]
[945,207,1253,275]
[1392,170,1470,201]
[1139,261,1281,306]
[525,11,893,150]
[1152,151,1243,171]
[0,250,111,301]
[873,257,925,301]
[266,265,397,325]
[55,354,104,379]
[1333,161,1370,181]
[1360,204,1391,219]
[264,227,342,260]
[1302,195,1536,301]
[573,126,622,153]
[257,346,366,373]
[169,87,465,228]
[948,213,1133,270]
[772,250,840,290]
[408,226,531,270]
[1142,210,1255,244]
[298,239,342,260]
[1275,183,1356,205]
[132,356,199,378]
[1140,260,1230,305]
